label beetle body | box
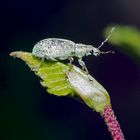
[32,38,102,73]
[32,27,114,73]
[32,38,99,60]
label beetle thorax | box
[75,44,93,58]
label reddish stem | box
[101,106,125,140]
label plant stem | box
[101,106,125,140]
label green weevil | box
[32,27,114,73]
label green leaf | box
[104,25,140,59]
[10,51,74,96]
[10,51,110,113]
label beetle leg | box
[68,57,74,68]
[69,57,74,64]
[45,55,57,61]
[31,57,45,71]
[64,57,74,81]
[67,57,74,72]
[32,55,57,71]
[33,54,57,68]
[78,58,94,81]
[78,58,89,74]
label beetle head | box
[94,47,102,56]
[93,47,114,57]
[86,45,114,57]
[87,45,101,56]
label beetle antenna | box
[100,50,115,54]
[98,27,115,49]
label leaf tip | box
[9,51,22,58]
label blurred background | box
[0,0,140,140]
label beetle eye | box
[90,50,93,53]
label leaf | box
[10,51,74,96]
[10,51,110,113]
[104,25,140,59]
[67,66,110,112]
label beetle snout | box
[92,48,101,57]
[94,51,101,57]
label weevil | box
[32,27,115,73]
